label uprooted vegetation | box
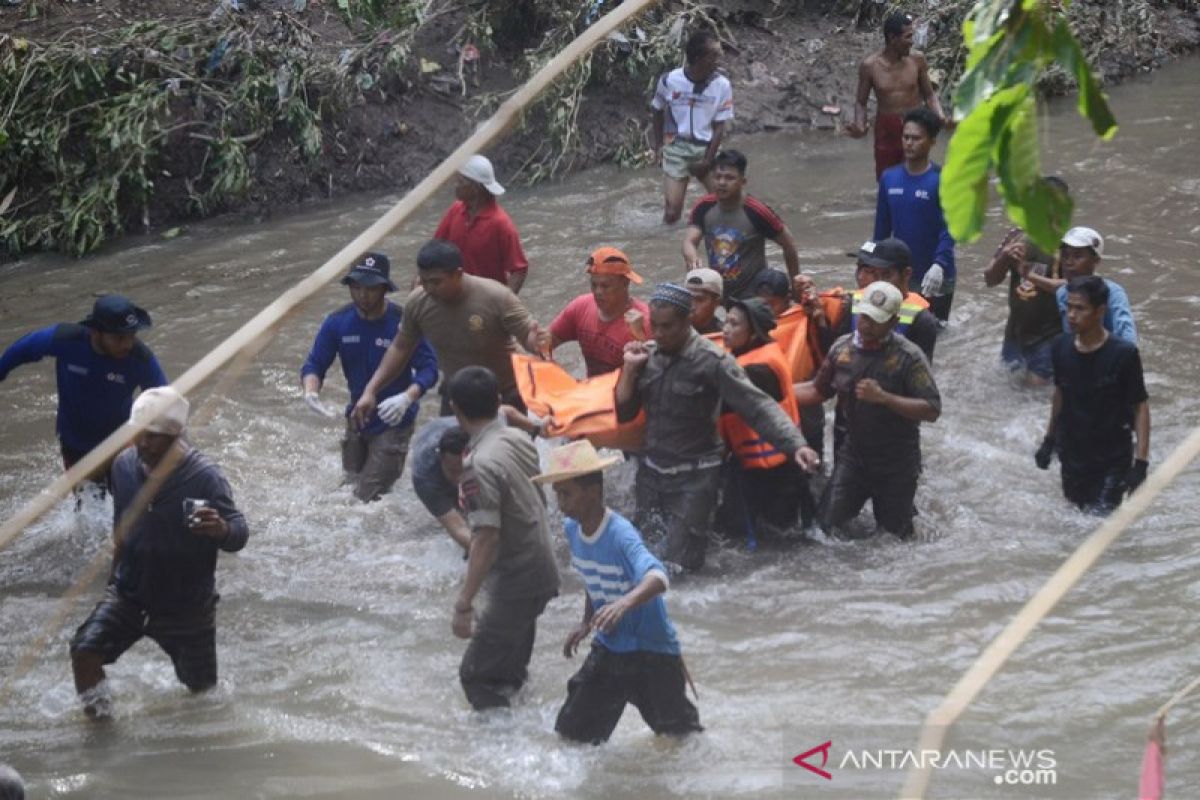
[0,0,1196,258]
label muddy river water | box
[2,58,1199,799]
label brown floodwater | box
[2,57,1199,799]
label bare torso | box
[861,50,928,116]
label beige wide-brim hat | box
[531,440,621,485]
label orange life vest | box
[717,341,800,470]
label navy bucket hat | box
[79,295,152,334]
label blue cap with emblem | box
[79,295,152,334]
[341,252,398,292]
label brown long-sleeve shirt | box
[617,330,807,468]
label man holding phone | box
[69,387,249,718]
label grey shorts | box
[342,420,414,502]
[662,138,709,180]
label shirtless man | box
[846,12,949,181]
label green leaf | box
[966,0,1017,45]
[993,93,1039,203]
[1050,19,1117,139]
[941,84,1029,244]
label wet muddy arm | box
[849,61,871,136]
[651,107,665,154]
[457,526,500,612]
[682,225,704,270]
[1134,400,1150,461]
[1045,387,1062,441]
[776,227,801,280]
[916,54,947,122]
[437,509,471,553]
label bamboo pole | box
[899,425,1200,799]
[0,0,661,556]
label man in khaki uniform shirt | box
[352,239,546,426]
[447,366,560,710]
[616,283,819,572]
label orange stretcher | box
[513,292,846,450]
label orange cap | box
[586,246,643,284]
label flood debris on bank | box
[0,0,1196,258]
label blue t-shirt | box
[410,415,460,517]
[0,323,168,454]
[301,302,439,436]
[874,163,957,284]
[1055,278,1138,344]
[563,509,679,655]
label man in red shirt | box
[549,247,651,377]
[434,154,530,294]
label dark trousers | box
[62,443,114,490]
[459,591,554,710]
[927,292,954,324]
[1061,459,1129,515]
[717,459,812,539]
[821,450,918,539]
[555,644,702,744]
[70,586,218,692]
[634,463,721,572]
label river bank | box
[1,0,1197,259]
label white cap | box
[458,154,505,196]
[130,386,189,436]
[1061,226,1103,257]
[685,267,724,297]
[855,281,904,323]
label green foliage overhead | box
[942,0,1117,253]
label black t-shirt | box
[1052,334,1148,468]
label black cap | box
[848,237,911,270]
[729,297,777,342]
[79,295,152,334]
[752,268,791,298]
[340,252,397,292]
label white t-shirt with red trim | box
[651,67,734,144]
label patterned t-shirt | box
[688,194,786,300]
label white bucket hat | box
[458,154,505,196]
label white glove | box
[304,391,338,419]
[921,263,945,296]
[377,392,414,425]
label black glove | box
[1126,458,1149,493]
[1034,437,1055,470]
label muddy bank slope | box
[1,0,1197,259]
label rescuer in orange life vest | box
[716,297,813,539]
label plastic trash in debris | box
[205,37,230,74]
[914,20,930,48]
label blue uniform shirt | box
[1055,278,1138,344]
[563,509,680,655]
[0,323,168,454]
[874,163,957,285]
[301,302,439,436]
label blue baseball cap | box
[341,252,397,291]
